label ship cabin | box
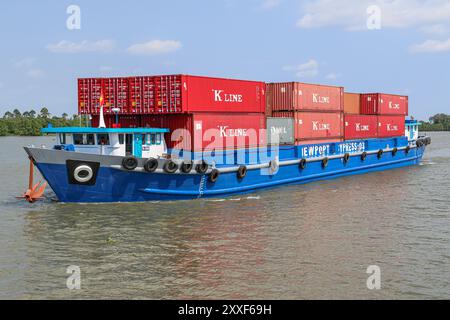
[405,120,419,142]
[41,127,170,158]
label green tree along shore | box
[419,114,450,132]
[0,108,87,136]
[1,108,449,136]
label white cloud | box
[27,69,45,79]
[126,40,182,55]
[410,39,450,53]
[46,40,115,54]
[283,59,319,78]
[325,73,341,80]
[297,0,450,31]
[261,0,281,10]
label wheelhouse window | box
[97,134,110,145]
[73,133,96,145]
[143,133,162,145]
[73,134,84,145]
[86,134,95,145]
[119,134,125,145]
[59,133,67,145]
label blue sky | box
[0,0,449,120]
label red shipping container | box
[295,112,343,141]
[272,111,295,118]
[126,75,266,115]
[267,82,343,112]
[140,113,266,151]
[360,93,408,116]
[378,116,406,138]
[344,115,378,140]
[79,75,265,115]
[78,78,129,115]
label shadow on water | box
[1,133,450,299]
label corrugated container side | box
[79,75,266,115]
[344,114,378,140]
[140,113,266,151]
[185,76,265,113]
[79,78,129,115]
[378,115,406,138]
[270,83,294,111]
[272,111,294,118]
[361,93,408,116]
[267,118,295,145]
[344,93,360,114]
[191,113,266,151]
[128,77,143,114]
[295,112,343,141]
[267,82,343,112]
[266,84,273,117]
[128,75,266,114]
[78,78,102,115]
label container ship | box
[22,74,431,203]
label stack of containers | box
[266,82,344,145]
[360,93,408,138]
[343,93,378,140]
[85,75,267,152]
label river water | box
[0,133,449,299]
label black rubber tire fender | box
[237,166,247,180]
[180,161,194,174]
[209,169,220,183]
[322,157,329,168]
[392,148,398,156]
[163,160,179,174]
[377,149,384,159]
[122,156,139,171]
[195,161,209,174]
[144,158,158,173]
[343,153,350,164]
[299,158,307,170]
[361,152,368,161]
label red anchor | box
[17,158,47,203]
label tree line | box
[0,108,87,136]
[1,108,449,136]
[419,114,450,132]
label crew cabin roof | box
[41,127,170,134]
[405,120,419,125]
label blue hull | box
[32,140,426,203]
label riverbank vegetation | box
[0,108,87,136]
[1,108,449,136]
[419,114,450,132]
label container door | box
[133,134,143,158]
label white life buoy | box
[73,165,94,183]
